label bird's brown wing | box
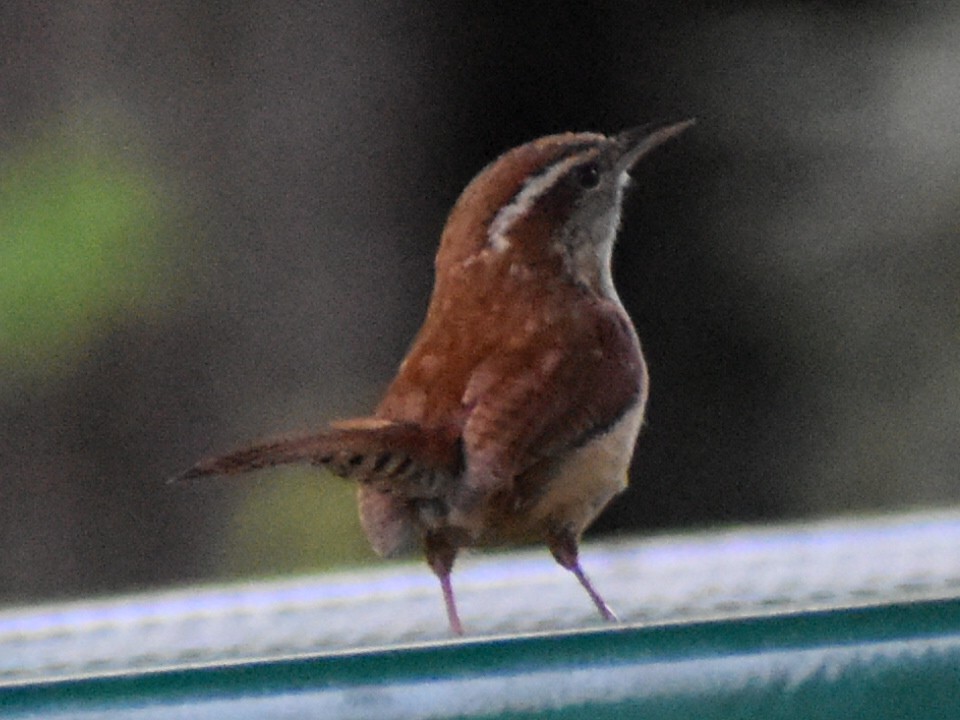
[460,299,646,498]
[173,417,462,499]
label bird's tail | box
[171,417,462,497]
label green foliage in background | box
[221,467,375,578]
[0,132,170,383]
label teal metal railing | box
[2,509,959,718]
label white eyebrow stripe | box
[487,153,589,253]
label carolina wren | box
[177,121,692,634]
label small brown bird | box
[176,121,692,634]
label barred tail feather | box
[171,417,462,498]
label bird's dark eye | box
[574,162,600,189]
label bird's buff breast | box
[527,400,644,534]
[485,399,646,545]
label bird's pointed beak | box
[613,119,695,173]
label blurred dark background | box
[1,3,957,605]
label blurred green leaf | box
[220,467,375,578]
[0,132,169,380]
